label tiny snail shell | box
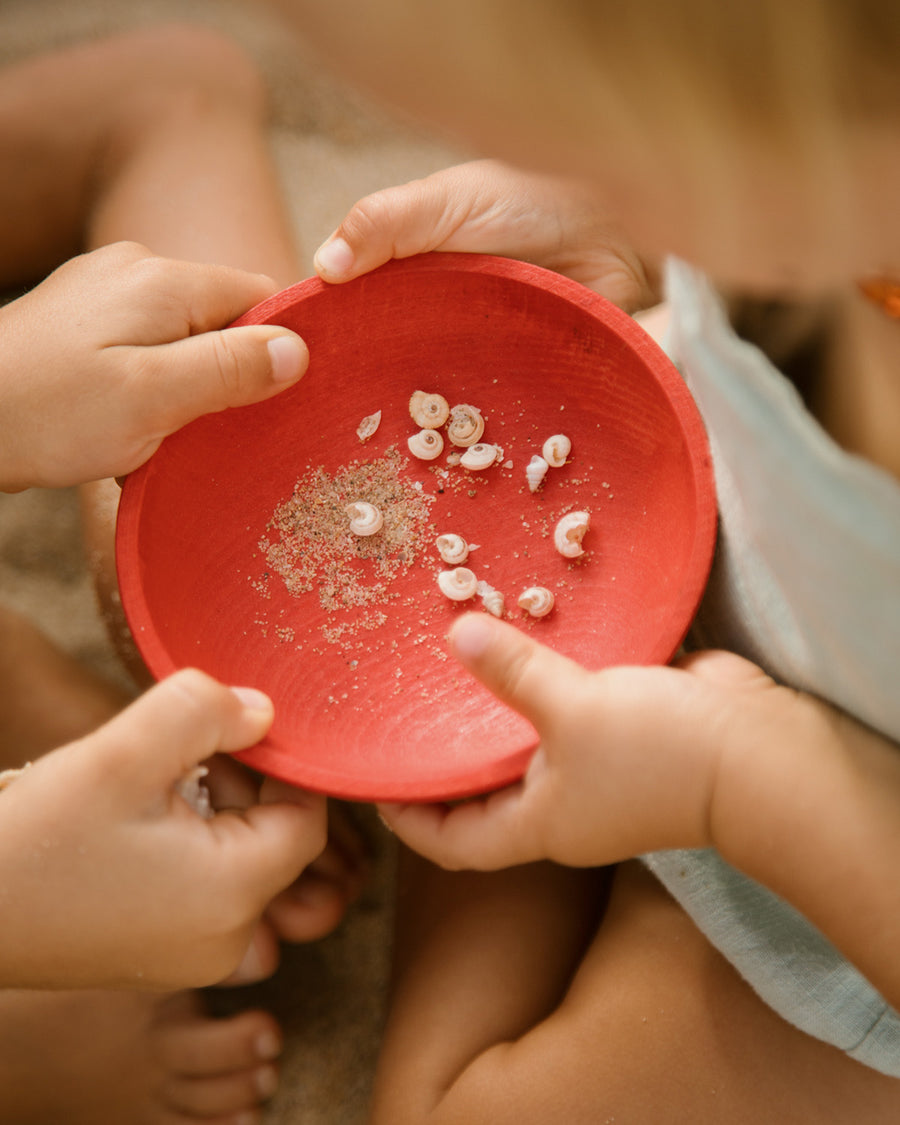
[517,586,555,618]
[476,579,505,618]
[526,454,549,492]
[447,403,485,447]
[554,510,590,558]
[409,390,450,429]
[175,765,213,819]
[436,533,469,564]
[542,434,571,468]
[407,428,444,460]
[460,442,500,470]
[356,410,382,442]
[345,501,384,536]
[437,566,478,601]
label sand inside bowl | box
[256,445,438,647]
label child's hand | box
[313,159,657,312]
[0,242,307,491]
[376,612,844,874]
[378,613,730,871]
[0,669,326,991]
[380,613,900,1009]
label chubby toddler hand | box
[0,241,307,491]
[378,613,900,1011]
[378,613,796,871]
[314,159,658,312]
[0,669,326,991]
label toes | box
[161,1065,278,1119]
[152,1007,282,1076]
[306,837,369,900]
[220,921,281,986]
[265,871,351,942]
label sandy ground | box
[0,1,462,1119]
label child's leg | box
[0,22,299,288]
[0,602,133,768]
[0,26,337,1123]
[0,23,301,681]
[370,855,900,1123]
[0,23,301,686]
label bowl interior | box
[116,254,715,801]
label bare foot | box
[0,988,282,1124]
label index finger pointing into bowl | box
[449,612,588,736]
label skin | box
[382,615,900,1013]
[0,670,324,992]
[0,242,307,492]
[279,0,900,292]
[0,23,363,1123]
[269,1,900,1119]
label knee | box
[107,23,270,127]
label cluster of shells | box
[526,433,572,492]
[433,508,588,619]
[350,391,590,621]
[406,391,505,473]
[436,560,556,620]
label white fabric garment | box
[643,258,900,1075]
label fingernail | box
[230,685,273,713]
[254,1064,280,1099]
[449,613,496,660]
[255,1028,283,1061]
[267,334,307,383]
[314,236,354,279]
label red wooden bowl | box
[116,253,716,801]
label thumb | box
[135,324,308,436]
[313,173,467,283]
[84,670,274,799]
[449,612,588,734]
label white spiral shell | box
[175,765,213,819]
[460,442,500,470]
[476,579,505,618]
[345,501,384,536]
[437,566,478,601]
[409,390,450,429]
[525,454,549,492]
[517,586,555,618]
[356,410,382,442]
[435,533,469,564]
[542,434,571,467]
[407,428,444,460]
[553,510,590,557]
[447,403,485,447]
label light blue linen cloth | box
[643,259,900,1075]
